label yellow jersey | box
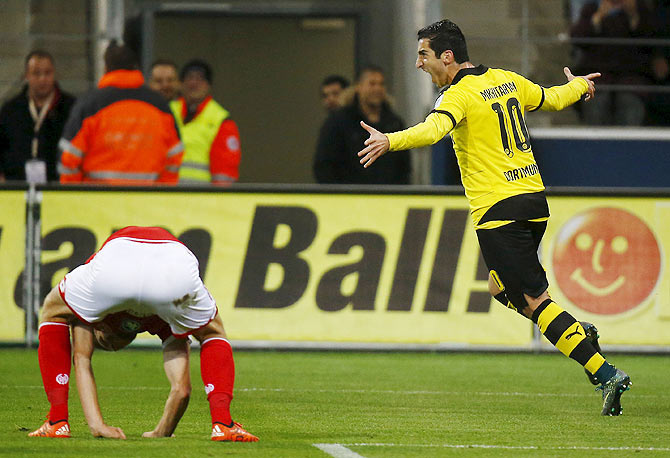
[387,65,588,228]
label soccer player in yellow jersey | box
[358,19,631,416]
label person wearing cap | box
[170,59,241,185]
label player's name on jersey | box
[480,81,518,101]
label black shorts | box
[476,220,549,311]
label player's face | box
[416,39,448,87]
[25,56,56,101]
[357,71,386,109]
[321,82,344,112]
[150,65,180,101]
[94,328,135,351]
[182,70,211,105]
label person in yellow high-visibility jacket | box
[171,60,241,185]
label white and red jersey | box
[86,226,183,262]
[59,226,217,337]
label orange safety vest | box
[59,70,183,185]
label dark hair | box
[355,65,384,83]
[417,19,469,63]
[321,74,350,89]
[104,40,139,71]
[24,49,54,68]
[180,59,213,84]
[151,59,178,71]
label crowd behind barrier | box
[568,0,670,127]
[0,44,240,188]
[4,3,670,187]
[313,65,412,185]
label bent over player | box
[358,19,630,415]
[29,226,258,440]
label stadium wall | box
[433,128,670,187]
[1,185,668,352]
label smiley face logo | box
[552,207,661,315]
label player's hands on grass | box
[358,121,390,168]
[564,67,600,101]
[91,423,126,439]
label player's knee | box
[172,383,191,402]
[522,290,551,317]
[191,315,227,343]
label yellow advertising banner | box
[0,191,26,341]
[1,190,668,347]
[32,190,529,346]
[544,197,669,346]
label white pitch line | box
[314,443,367,458]
[236,387,658,400]
[0,385,659,398]
[316,443,670,453]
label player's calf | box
[581,322,602,385]
[36,322,71,428]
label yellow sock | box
[532,299,603,370]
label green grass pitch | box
[1,348,668,457]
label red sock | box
[200,338,234,425]
[38,323,71,423]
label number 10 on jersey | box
[491,96,531,158]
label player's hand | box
[358,121,390,168]
[564,67,600,102]
[142,430,175,438]
[91,424,126,439]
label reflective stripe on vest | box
[86,171,159,181]
[167,141,184,158]
[170,99,229,183]
[58,163,79,175]
[59,138,84,158]
[211,173,235,182]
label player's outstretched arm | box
[142,337,191,438]
[564,66,601,101]
[358,121,390,168]
[533,67,602,112]
[72,323,126,439]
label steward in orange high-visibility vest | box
[58,43,183,185]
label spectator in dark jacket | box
[570,0,655,125]
[0,50,75,182]
[314,66,411,184]
[646,0,670,125]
